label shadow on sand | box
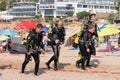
[0,64,12,70]
[58,63,71,70]
[97,49,109,52]
[47,63,71,70]
[89,59,100,68]
[0,73,2,77]
[24,68,46,75]
[97,48,119,53]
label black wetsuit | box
[46,25,65,70]
[21,29,44,75]
[86,20,99,66]
[77,30,94,69]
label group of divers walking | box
[21,14,99,76]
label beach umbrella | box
[42,27,49,32]
[14,21,38,30]
[98,24,115,31]
[105,24,115,28]
[99,24,115,31]
[0,29,20,37]
[99,24,108,31]
[69,23,81,27]
[0,35,9,42]
[98,27,120,36]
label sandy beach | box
[0,43,120,80]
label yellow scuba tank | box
[73,24,84,45]
[22,32,29,44]
[47,26,52,42]
[74,33,80,44]
[78,53,82,60]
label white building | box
[8,2,37,18]
[39,0,117,18]
[7,0,117,18]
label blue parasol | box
[42,27,49,32]
[0,29,20,37]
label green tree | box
[9,0,21,7]
[0,0,6,11]
[45,17,53,22]
[24,0,39,2]
[115,0,120,19]
[77,11,90,19]
[32,0,39,2]
[34,14,42,22]
[107,13,114,24]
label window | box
[66,4,73,9]
[86,0,91,2]
[102,0,107,2]
[108,0,113,2]
[100,6,104,9]
[69,0,73,1]
[94,5,98,9]
[83,5,88,8]
[105,6,109,9]
[57,7,66,10]
[45,10,54,15]
[91,0,96,3]
[77,4,82,8]
[110,6,114,10]
[50,5,53,8]
[40,0,55,4]
[96,0,102,2]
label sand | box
[0,44,120,80]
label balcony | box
[13,2,36,7]
[45,14,54,16]
[57,6,74,11]
[39,4,56,9]
[56,9,74,11]
[8,11,36,14]
[57,14,67,16]
[13,6,36,9]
